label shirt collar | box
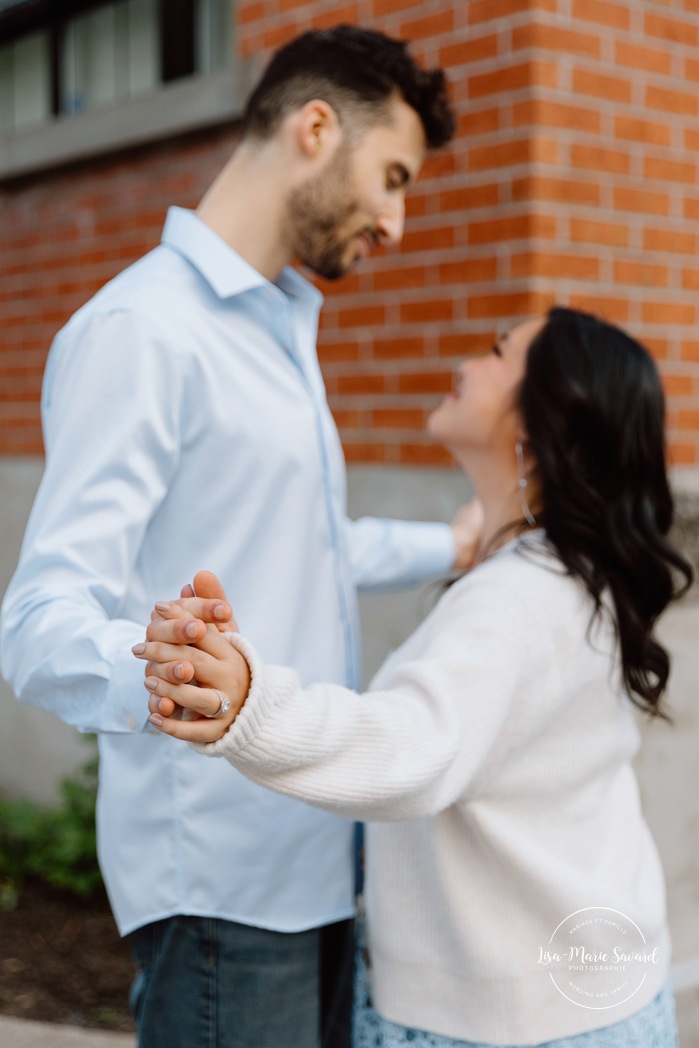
[161,206,323,308]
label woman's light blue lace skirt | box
[353,933,679,1048]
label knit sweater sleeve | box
[191,558,549,821]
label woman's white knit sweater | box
[195,536,670,1045]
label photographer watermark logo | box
[536,907,660,1010]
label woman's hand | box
[132,600,251,743]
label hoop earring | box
[516,438,537,527]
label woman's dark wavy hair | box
[520,307,693,717]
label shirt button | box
[125,715,136,730]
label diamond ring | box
[206,690,231,718]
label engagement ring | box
[206,690,231,718]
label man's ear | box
[293,99,343,160]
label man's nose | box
[376,195,406,246]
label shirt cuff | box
[103,621,156,734]
[348,515,457,591]
[400,520,456,579]
[189,632,269,759]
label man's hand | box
[149,570,237,633]
[449,499,485,573]
[179,570,238,631]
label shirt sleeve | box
[343,516,455,591]
[0,309,183,734]
[192,576,536,820]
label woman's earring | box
[516,438,537,527]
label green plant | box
[0,741,102,907]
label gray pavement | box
[677,984,699,1048]
[0,1015,134,1047]
[0,980,696,1047]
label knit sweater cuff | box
[189,633,298,761]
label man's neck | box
[196,142,294,282]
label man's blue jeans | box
[128,915,354,1048]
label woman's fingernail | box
[174,663,185,680]
[213,605,227,621]
[132,643,146,655]
[144,677,158,691]
[155,602,172,613]
[186,622,199,639]
[149,714,163,727]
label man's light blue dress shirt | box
[1,207,454,936]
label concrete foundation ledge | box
[671,468,699,581]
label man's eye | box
[491,343,502,357]
[387,167,409,191]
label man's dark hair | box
[241,24,455,148]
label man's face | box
[286,96,426,280]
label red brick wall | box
[0,131,237,454]
[2,0,699,467]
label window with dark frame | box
[0,0,231,134]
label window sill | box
[0,62,255,183]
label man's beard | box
[286,147,366,281]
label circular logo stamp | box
[536,907,660,1010]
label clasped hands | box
[132,571,250,743]
[133,500,484,741]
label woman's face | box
[428,316,545,456]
